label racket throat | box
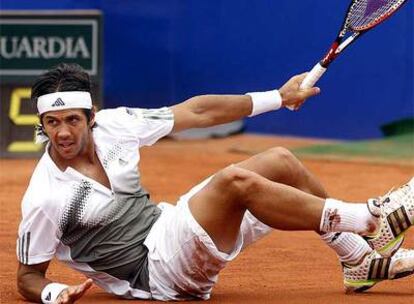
[336,34,357,54]
[321,34,358,67]
[321,41,340,67]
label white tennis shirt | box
[16,107,174,298]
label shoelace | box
[368,184,411,218]
[379,184,413,213]
[380,184,411,203]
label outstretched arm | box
[171,73,320,133]
[17,262,93,304]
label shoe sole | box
[393,270,414,279]
[344,269,414,293]
[344,259,414,294]
[344,280,377,294]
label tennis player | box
[16,64,413,303]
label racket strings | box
[347,0,406,31]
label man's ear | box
[38,114,46,132]
[89,106,97,127]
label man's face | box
[42,109,94,160]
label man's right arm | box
[17,261,51,302]
[170,73,320,133]
[17,262,93,304]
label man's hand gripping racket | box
[287,0,408,110]
[279,73,321,110]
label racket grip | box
[300,63,327,89]
[286,63,327,111]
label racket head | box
[320,0,407,67]
[345,0,408,32]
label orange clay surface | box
[1,134,413,303]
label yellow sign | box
[7,88,42,152]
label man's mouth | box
[59,142,74,151]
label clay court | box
[1,134,413,303]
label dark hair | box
[31,63,91,101]
[32,63,94,124]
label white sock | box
[320,198,379,235]
[321,232,372,266]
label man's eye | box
[47,120,57,126]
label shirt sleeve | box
[126,107,174,146]
[16,205,59,265]
[97,107,174,147]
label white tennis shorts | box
[144,177,272,301]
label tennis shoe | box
[343,248,414,293]
[365,178,414,257]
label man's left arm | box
[171,73,320,133]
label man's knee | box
[266,147,326,197]
[266,147,298,166]
[214,166,260,199]
[264,147,311,183]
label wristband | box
[246,89,282,117]
[41,282,69,304]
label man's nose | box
[57,124,71,138]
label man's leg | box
[233,148,414,261]
[234,147,328,198]
[188,147,408,253]
[187,148,413,293]
[233,147,371,265]
[189,164,326,253]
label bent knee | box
[266,147,297,165]
[267,147,305,173]
[213,166,260,197]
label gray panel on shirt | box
[59,185,161,292]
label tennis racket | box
[299,0,408,91]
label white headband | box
[37,91,92,115]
